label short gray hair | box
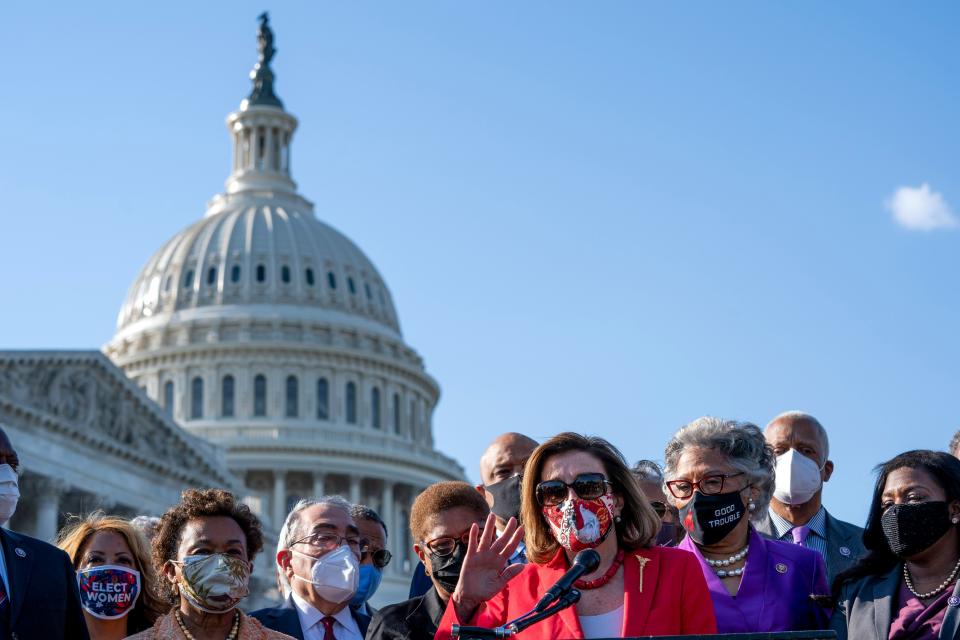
[765,410,830,460]
[631,460,664,484]
[663,416,776,521]
[275,495,353,597]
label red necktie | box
[320,615,337,640]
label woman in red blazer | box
[436,432,717,639]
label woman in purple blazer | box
[663,417,831,633]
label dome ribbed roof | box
[116,200,400,338]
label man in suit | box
[0,427,89,639]
[756,411,866,584]
[251,496,370,640]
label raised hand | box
[451,512,525,622]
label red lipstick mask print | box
[543,495,616,552]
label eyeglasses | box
[290,531,361,553]
[649,501,667,517]
[360,544,392,569]
[665,472,744,499]
[536,473,613,507]
[422,528,483,557]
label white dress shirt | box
[291,590,363,640]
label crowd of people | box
[1,412,959,639]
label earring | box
[748,500,756,512]
[615,515,622,523]
[952,516,959,524]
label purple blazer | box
[679,527,831,633]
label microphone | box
[533,549,601,612]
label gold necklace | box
[174,610,240,640]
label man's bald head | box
[765,411,830,464]
[479,432,539,486]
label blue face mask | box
[350,564,382,608]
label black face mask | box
[485,475,522,522]
[428,541,467,594]
[679,490,746,546]
[881,501,953,558]
[656,521,679,547]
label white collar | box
[290,590,360,636]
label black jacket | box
[0,527,89,640]
[365,587,445,640]
[251,595,371,640]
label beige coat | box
[125,610,295,640]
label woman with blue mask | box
[56,512,166,640]
[127,489,293,640]
[366,482,489,640]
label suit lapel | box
[872,565,899,640]
[622,549,657,636]
[1,528,34,629]
[939,580,960,640]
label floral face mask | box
[173,553,250,614]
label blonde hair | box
[56,512,168,629]
[521,432,661,565]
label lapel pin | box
[14,547,25,558]
[775,563,788,574]
[950,596,960,608]
[839,546,851,557]
[635,555,649,593]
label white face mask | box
[773,449,824,505]
[0,464,19,524]
[292,545,359,604]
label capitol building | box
[0,16,463,607]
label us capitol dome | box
[104,14,464,603]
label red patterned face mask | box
[542,495,616,552]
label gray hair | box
[351,504,388,539]
[765,410,830,460]
[951,429,960,456]
[663,416,776,521]
[631,460,664,484]
[275,495,353,597]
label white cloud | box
[887,183,958,231]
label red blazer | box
[435,545,717,639]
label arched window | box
[285,375,298,417]
[206,267,217,285]
[256,264,266,282]
[184,270,194,287]
[281,265,291,283]
[392,393,401,434]
[371,388,381,429]
[190,377,203,419]
[317,378,329,420]
[346,382,357,424]
[327,272,337,289]
[163,381,174,417]
[348,277,356,295]
[231,265,241,282]
[409,398,418,439]
[305,268,315,286]
[364,282,372,300]
[164,276,173,292]
[222,375,235,417]
[254,374,267,417]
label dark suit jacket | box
[831,564,960,639]
[756,507,866,584]
[364,586,445,640]
[251,595,371,640]
[0,527,89,640]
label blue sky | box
[2,2,958,526]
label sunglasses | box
[536,473,613,507]
[361,546,392,569]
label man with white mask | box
[0,426,89,638]
[252,496,370,640]
[757,411,865,583]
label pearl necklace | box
[704,545,749,579]
[903,556,960,600]
[175,610,240,640]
